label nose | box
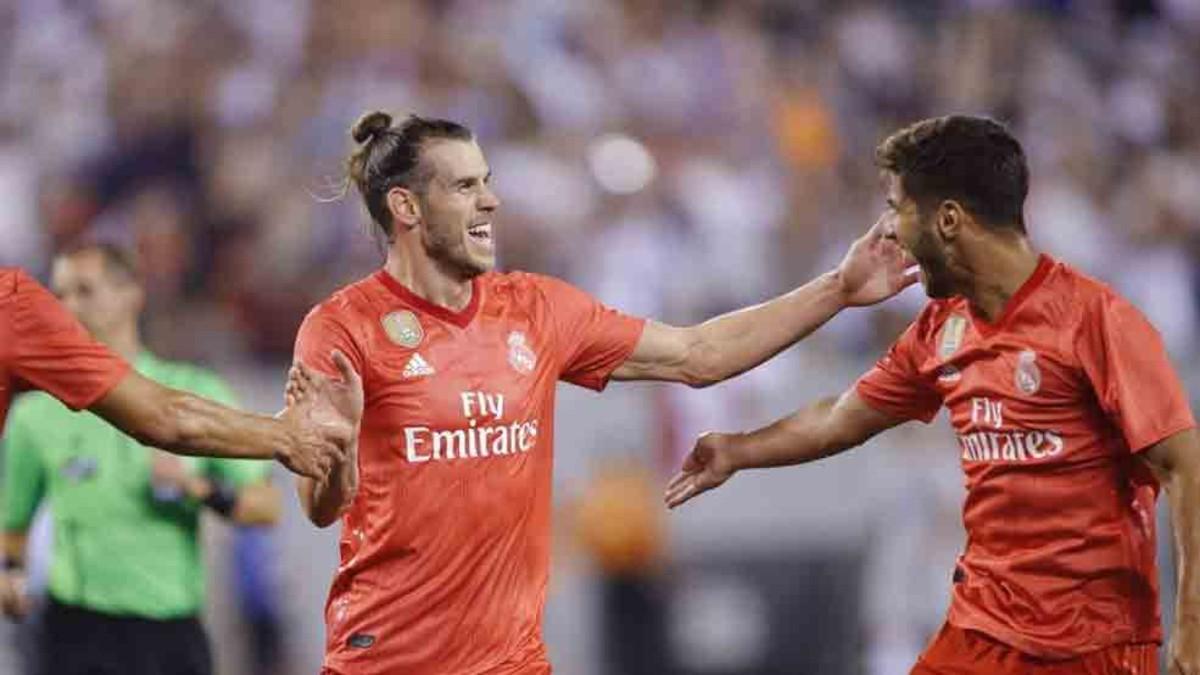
[479,185,500,212]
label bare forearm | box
[729,396,851,470]
[94,379,296,461]
[164,391,299,460]
[692,272,845,385]
[1165,463,1200,624]
[298,447,358,527]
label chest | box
[358,308,557,433]
[922,328,1117,470]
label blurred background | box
[2,0,1199,673]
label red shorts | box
[911,623,1157,674]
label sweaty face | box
[414,139,500,279]
[51,251,141,341]
[885,173,955,299]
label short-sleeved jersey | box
[295,269,644,675]
[0,268,129,430]
[856,254,1196,658]
[1,351,270,618]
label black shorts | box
[37,597,212,675]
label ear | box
[936,200,965,242]
[385,187,421,230]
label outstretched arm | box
[665,389,904,508]
[611,216,915,387]
[1142,428,1200,675]
[88,363,352,481]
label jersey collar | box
[373,270,481,329]
[969,253,1054,337]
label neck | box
[958,233,1041,322]
[384,244,474,312]
[100,325,144,362]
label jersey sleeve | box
[855,316,943,424]
[190,372,271,487]
[294,303,366,381]
[10,270,130,410]
[533,275,645,392]
[2,402,47,531]
[1077,292,1196,453]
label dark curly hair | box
[876,115,1029,233]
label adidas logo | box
[402,353,435,379]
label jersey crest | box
[381,311,424,348]
[507,331,537,374]
[1014,349,1041,395]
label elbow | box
[682,370,720,389]
[680,342,725,389]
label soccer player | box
[0,263,357,480]
[291,110,916,675]
[0,243,281,675]
[665,115,1200,674]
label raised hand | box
[664,432,739,509]
[834,212,919,307]
[287,351,363,432]
[276,351,363,480]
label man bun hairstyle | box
[346,110,474,240]
[351,111,393,144]
[876,115,1029,233]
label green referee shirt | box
[0,351,271,619]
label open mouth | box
[467,221,492,243]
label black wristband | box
[201,479,239,518]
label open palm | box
[664,432,737,509]
[288,351,363,445]
[836,213,919,307]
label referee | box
[0,243,280,675]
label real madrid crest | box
[1014,349,1041,395]
[507,331,537,374]
[938,314,967,360]
[381,311,424,348]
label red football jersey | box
[295,269,644,675]
[0,268,129,430]
[857,254,1195,658]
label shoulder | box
[301,274,385,336]
[487,270,599,304]
[480,270,568,313]
[1049,259,1139,323]
[484,270,551,294]
[311,275,382,320]
[0,268,19,298]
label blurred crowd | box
[2,0,1199,673]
